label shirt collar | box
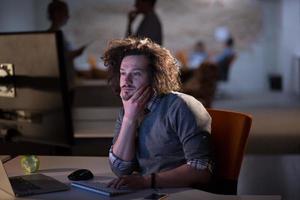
[145,93,161,113]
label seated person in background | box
[102,37,214,190]
[188,40,208,70]
[182,62,219,108]
[213,37,236,82]
[178,41,208,84]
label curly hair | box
[102,37,181,95]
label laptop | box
[0,160,69,197]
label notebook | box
[0,160,69,197]
[71,181,134,197]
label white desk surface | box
[0,156,281,200]
[0,155,11,163]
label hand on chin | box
[121,90,134,101]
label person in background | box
[47,0,88,93]
[179,41,208,84]
[47,0,86,62]
[47,0,68,31]
[213,37,236,81]
[188,40,208,70]
[47,0,88,104]
[126,0,163,45]
[102,37,213,190]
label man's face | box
[120,55,150,101]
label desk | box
[0,155,11,163]
[1,156,281,200]
[238,155,300,200]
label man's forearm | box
[152,164,211,188]
[112,117,137,161]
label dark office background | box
[0,0,300,199]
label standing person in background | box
[47,0,86,93]
[47,0,88,104]
[126,0,163,45]
[103,37,213,190]
[47,0,86,61]
[47,0,69,32]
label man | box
[102,37,213,190]
[126,0,163,45]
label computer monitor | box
[0,31,73,155]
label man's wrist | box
[123,116,137,125]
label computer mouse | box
[68,169,94,181]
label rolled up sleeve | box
[170,95,215,174]
[108,147,137,176]
[187,158,214,174]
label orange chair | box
[206,108,252,195]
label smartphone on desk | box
[144,192,168,200]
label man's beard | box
[120,90,133,101]
[120,86,136,101]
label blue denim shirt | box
[109,92,213,176]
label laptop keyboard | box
[10,176,41,191]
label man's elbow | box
[109,160,134,177]
[190,168,212,187]
[111,168,128,177]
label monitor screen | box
[0,31,73,155]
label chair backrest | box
[182,61,219,108]
[206,108,252,194]
[196,62,219,108]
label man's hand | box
[112,86,151,161]
[121,86,151,121]
[107,174,150,189]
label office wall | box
[225,0,280,93]
[221,0,300,94]
[278,0,300,93]
[0,0,299,94]
[0,0,36,32]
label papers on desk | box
[71,181,134,197]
